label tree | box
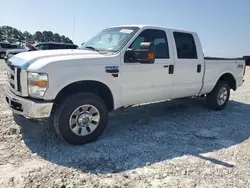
[60,35,67,43]
[61,35,73,44]
[23,31,33,43]
[0,28,3,41]
[42,31,53,42]
[0,25,74,44]
[1,26,15,42]
[33,31,44,43]
[53,33,61,42]
[0,26,24,43]
[12,28,24,43]
[65,37,73,44]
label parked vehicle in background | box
[4,25,246,145]
[5,42,78,60]
[0,42,19,59]
[10,44,18,48]
[34,42,78,50]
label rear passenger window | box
[173,32,197,59]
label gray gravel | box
[0,59,250,188]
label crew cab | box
[4,25,246,145]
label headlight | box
[28,72,48,98]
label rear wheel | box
[53,92,108,145]
[205,81,230,110]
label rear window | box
[11,45,18,49]
[0,43,12,48]
[35,43,77,50]
[49,44,61,50]
[61,44,77,49]
[35,44,49,50]
[49,44,77,50]
[173,32,197,59]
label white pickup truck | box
[4,25,246,145]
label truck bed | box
[200,58,245,95]
[204,57,244,60]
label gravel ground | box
[0,59,249,188]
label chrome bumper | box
[4,85,53,119]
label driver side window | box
[129,29,169,59]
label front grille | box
[7,62,17,91]
[7,60,28,96]
[16,67,21,91]
[10,83,15,89]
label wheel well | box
[218,73,236,90]
[54,81,114,111]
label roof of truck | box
[109,25,195,33]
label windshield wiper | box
[84,46,99,52]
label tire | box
[53,92,108,145]
[205,81,230,110]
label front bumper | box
[4,85,53,119]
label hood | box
[8,49,102,68]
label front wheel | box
[53,92,108,145]
[205,81,230,110]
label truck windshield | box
[80,27,140,52]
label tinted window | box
[0,43,12,48]
[130,29,169,59]
[11,45,18,49]
[50,44,63,49]
[173,32,197,59]
[35,44,46,50]
[64,45,77,49]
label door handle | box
[169,65,174,74]
[197,64,201,73]
[163,65,169,68]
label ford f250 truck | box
[4,25,246,145]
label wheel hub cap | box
[69,105,100,136]
[77,113,90,126]
[217,87,228,105]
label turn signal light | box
[29,80,48,87]
[148,52,154,60]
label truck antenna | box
[72,12,75,43]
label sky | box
[1,0,250,57]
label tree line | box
[0,26,73,45]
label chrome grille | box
[7,62,17,90]
[7,61,28,97]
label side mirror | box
[124,48,137,63]
[136,42,155,64]
[124,42,155,63]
